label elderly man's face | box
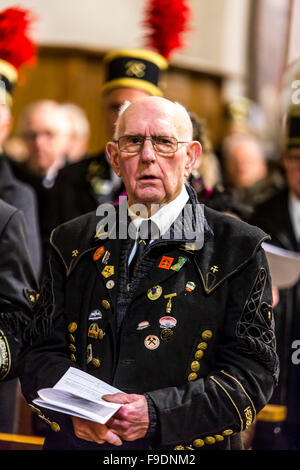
[107,97,201,209]
[283,148,300,198]
[225,141,267,189]
[22,105,70,175]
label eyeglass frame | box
[113,135,192,156]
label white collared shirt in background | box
[289,191,300,243]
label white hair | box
[222,133,265,160]
[60,103,90,138]
[113,98,193,141]
[113,100,131,139]
[18,100,72,135]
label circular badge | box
[144,335,160,350]
[160,328,173,341]
[185,281,196,292]
[147,285,162,301]
[93,246,105,261]
[159,316,177,329]
[106,280,115,289]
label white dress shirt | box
[128,185,189,264]
[289,192,300,242]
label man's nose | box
[140,138,156,162]
[34,133,49,150]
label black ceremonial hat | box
[101,49,168,97]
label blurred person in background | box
[0,103,41,278]
[0,6,41,278]
[0,199,38,433]
[219,97,284,209]
[251,106,300,450]
[0,5,41,435]
[188,111,222,198]
[222,133,270,206]
[52,49,168,225]
[188,111,253,221]
[14,100,71,188]
[10,100,72,265]
[61,102,90,163]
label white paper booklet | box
[262,242,300,289]
[33,367,122,424]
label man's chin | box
[133,189,167,207]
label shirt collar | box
[128,185,189,239]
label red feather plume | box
[143,0,192,60]
[0,7,36,70]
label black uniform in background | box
[0,155,41,278]
[251,188,300,450]
[52,151,124,225]
[0,199,38,432]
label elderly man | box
[20,97,278,451]
[9,100,72,268]
[16,100,71,184]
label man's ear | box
[106,141,121,177]
[184,141,202,178]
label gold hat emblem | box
[125,60,146,78]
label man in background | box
[10,100,72,264]
[251,106,300,450]
[60,102,90,164]
[14,99,71,188]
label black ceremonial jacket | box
[20,187,278,451]
[0,199,38,380]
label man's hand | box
[72,417,123,446]
[104,393,149,441]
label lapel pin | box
[137,321,150,330]
[171,256,187,271]
[144,335,160,350]
[164,293,177,313]
[158,256,174,270]
[93,246,105,261]
[147,285,162,300]
[185,281,196,292]
[210,265,219,273]
[88,309,102,320]
[101,266,115,278]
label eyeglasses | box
[286,155,300,165]
[114,135,190,156]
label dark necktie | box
[129,219,160,280]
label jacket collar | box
[92,183,213,249]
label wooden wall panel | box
[10,47,224,154]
